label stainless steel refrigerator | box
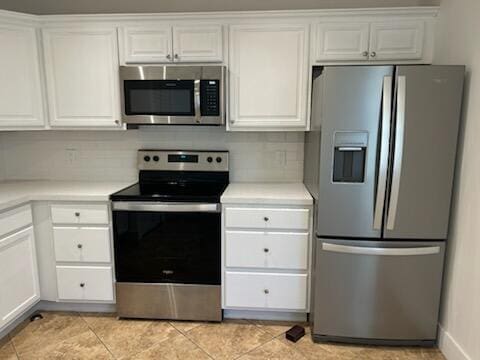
[304,65,464,345]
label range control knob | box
[216,157,222,163]
[153,156,159,162]
[144,156,151,162]
[207,156,213,163]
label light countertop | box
[0,180,134,211]
[221,182,313,206]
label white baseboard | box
[36,300,116,313]
[438,325,472,360]
[224,309,307,322]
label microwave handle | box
[194,79,201,121]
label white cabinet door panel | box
[43,28,120,128]
[53,227,111,263]
[56,265,113,301]
[0,227,40,329]
[225,231,309,270]
[225,271,307,310]
[314,22,370,61]
[369,21,425,60]
[172,25,223,63]
[0,25,44,128]
[121,26,173,64]
[0,204,32,239]
[229,24,308,129]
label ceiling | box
[0,0,440,15]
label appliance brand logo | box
[162,270,174,275]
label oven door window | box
[124,80,194,116]
[113,211,220,285]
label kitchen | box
[0,0,477,359]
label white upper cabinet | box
[172,25,223,63]
[229,24,309,131]
[314,22,370,61]
[42,28,121,128]
[369,21,425,60]
[120,24,223,64]
[0,25,45,129]
[121,26,173,63]
[313,19,426,62]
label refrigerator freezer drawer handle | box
[373,76,393,230]
[322,243,440,256]
[338,147,363,151]
[387,75,407,230]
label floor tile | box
[169,320,204,334]
[81,313,179,359]
[0,337,18,360]
[238,338,307,360]
[18,330,113,360]
[9,312,90,356]
[185,320,274,360]
[125,333,211,360]
[249,320,309,337]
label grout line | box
[182,334,215,360]
[8,335,20,360]
[77,312,117,359]
[232,336,278,360]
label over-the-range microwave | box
[120,65,225,126]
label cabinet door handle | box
[264,289,269,294]
[362,51,369,57]
[80,283,85,288]
[77,244,83,249]
[263,217,269,222]
[75,212,80,217]
[174,53,179,60]
[370,51,377,58]
[166,54,172,60]
[263,248,269,253]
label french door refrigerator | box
[304,65,464,345]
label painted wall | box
[0,0,440,15]
[434,0,480,359]
[0,129,304,183]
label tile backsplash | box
[0,128,304,183]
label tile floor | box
[0,312,445,360]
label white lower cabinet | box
[56,266,113,301]
[0,215,39,330]
[225,272,307,310]
[222,204,312,313]
[53,227,111,263]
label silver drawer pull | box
[263,217,269,222]
[77,244,83,249]
[80,283,85,288]
[263,248,269,253]
[75,212,80,217]
[264,289,269,294]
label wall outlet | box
[66,148,78,165]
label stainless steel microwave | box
[120,65,225,126]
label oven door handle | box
[112,202,221,213]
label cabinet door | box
[0,25,45,128]
[172,25,223,63]
[121,26,173,64]
[369,21,425,60]
[229,24,308,130]
[314,22,370,61]
[0,227,40,330]
[42,28,121,128]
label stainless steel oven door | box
[120,65,225,126]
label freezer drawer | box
[313,238,445,343]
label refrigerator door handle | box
[386,75,406,230]
[373,75,393,230]
[322,242,440,256]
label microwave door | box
[384,66,464,240]
[316,66,393,239]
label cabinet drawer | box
[225,207,309,230]
[56,265,113,301]
[0,204,32,238]
[225,231,308,270]
[53,227,111,263]
[51,204,109,225]
[225,272,307,310]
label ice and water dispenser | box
[332,132,368,183]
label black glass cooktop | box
[110,170,229,203]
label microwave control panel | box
[200,80,220,116]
